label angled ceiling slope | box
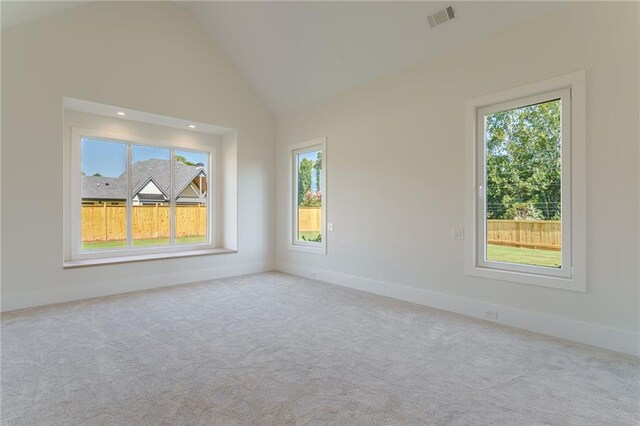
[182,1,565,112]
[3,1,565,113]
[1,1,90,29]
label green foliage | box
[92,173,103,177]
[313,151,322,191]
[297,151,323,207]
[505,202,542,221]
[297,158,314,205]
[301,233,322,243]
[486,99,562,220]
[176,155,196,166]
[300,190,322,208]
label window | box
[71,128,213,260]
[466,72,586,291]
[289,137,326,254]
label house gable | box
[138,179,165,196]
[179,183,199,198]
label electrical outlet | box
[328,223,334,231]
[451,228,464,240]
[309,271,317,279]
[483,308,499,320]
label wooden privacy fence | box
[298,207,322,232]
[298,208,560,251]
[82,204,206,242]
[487,220,561,251]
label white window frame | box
[70,127,216,261]
[465,71,586,292]
[288,137,327,255]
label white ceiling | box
[1,1,90,29]
[181,1,565,112]
[2,1,565,113]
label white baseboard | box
[277,262,639,357]
[2,261,275,313]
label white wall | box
[1,2,275,310]
[276,2,640,354]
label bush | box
[506,202,543,221]
[300,190,322,208]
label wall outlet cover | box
[483,308,499,320]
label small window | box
[466,72,586,291]
[72,130,213,259]
[289,138,326,254]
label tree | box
[313,152,322,191]
[176,155,196,166]
[92,173,103,177]
[485,100,562,220]
[506,202,542,221]
[298,158,313,205]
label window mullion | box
[293,152,299,244]
[477,111,487,266]
[560,89,572,274]
[170,149,176,245]
[126,143,132,248]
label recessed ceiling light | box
[116,111,126,116]
[188,124,196,129]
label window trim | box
[477,88,571,278]
[465,71,586,292]
[70,127,216,261]
[288,137,327,255]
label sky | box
[82,138,209,177]
[297,150,322,192]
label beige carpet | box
[2,272,638,425]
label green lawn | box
[82,236,207,251]
[487,244,561,268]
[297,231,321,242]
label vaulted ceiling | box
[2,1,565,112]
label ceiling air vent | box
[427,5,456,29]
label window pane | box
[296,150,322,243]
[175,150,208,245]
[485,99,562,268]
[131,145,171,247]
[81,138,127,251]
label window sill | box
[465,265,585,292]
[63,248,237,268]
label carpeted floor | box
[2,272,638,425]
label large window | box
[289,137,326,254]
[479,90,569,275]
[466,72,586,291]
[71,129,213,260]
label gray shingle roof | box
[82,159,205,200]
[81,176,127,200]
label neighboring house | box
[82,159,207,205]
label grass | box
[487,244,561,268]
[83,236,557,268]
[297,232,321,242]
[82,235,207,251]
